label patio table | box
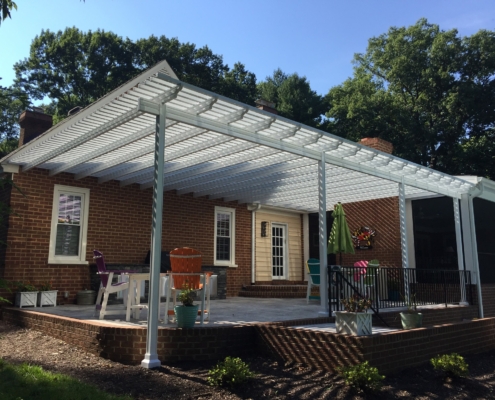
[123,272,211,324]
[122,272,168,322]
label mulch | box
[1,320,494,399]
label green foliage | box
[401,293,418,312]
[14,29,258,123]
[338,361,384,392]
[0,0,17,26]
[177,285,195,306]
[431,353,469,378]
[257,68,328,129]
[207,356,255,387]
[0,80,30,143]
[0,278,11,304]
[326,18,495,179]
[39,281,53,291]
[12,281,38,292]
[340,294,372,312]
[0,358,131,400]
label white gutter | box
[247,203,262,283]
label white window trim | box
[214,206,237,267]
[48,185,90,265]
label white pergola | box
[0,60,488,368]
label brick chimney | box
[18,108,53,147]
[255,99,278,115]
[358,137,393,154]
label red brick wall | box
[0,178,12,279]
[257,317,495,374]
[339,197,402,267]
[358,137,394,155]
[2,308,255,364]
[482,284,495,317]
[2,168,252,302]
[3,307,490,371]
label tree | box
[326,19,495,178]
[1,0,16,26]
[0,79,29,152]
[258,69,327,129]
[15,28,139,121]
[219,62,257,105]
[14,29,258,123]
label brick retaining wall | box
[257,318,495,373]
[3,305,490,372]
[373,306,478,329]
[2,308,255,364]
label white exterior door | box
[272,223,288,280]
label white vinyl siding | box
[255,211,302,282]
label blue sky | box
[1,0,495,97]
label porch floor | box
[14,297,461,332]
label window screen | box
[55,194,82,256]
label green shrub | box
[431,353,469,377]
[338,361,384,392]
[207,356,255,387]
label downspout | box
[248,203,262,284]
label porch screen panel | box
[216,212,231,261]
[272,226,284,277]
[55,194,81,256]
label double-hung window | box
[214,206,236,267]
[48,185,90,264]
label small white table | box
[123,272,211,324]
[163,272,212,325]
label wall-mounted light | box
[261,221,268,237]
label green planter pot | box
[400,312,423,330]
[174,304,199,328]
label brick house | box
[0,59,493,319]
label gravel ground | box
[1,320,495,399]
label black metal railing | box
[329,266,472,316]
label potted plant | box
[13,281,39,308]
[174,285,199,328]
[37,281,57,307]
[335,294,373,336]
[400,293,423,329]
[0,278,11,305]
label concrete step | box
[238,284,311,298]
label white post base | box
[141,356,161,369]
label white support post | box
[453,198,468,305]
[318,152,328,314]
[303,213,309,281]
[398,181,410,300]
[467,195,484,318]
[141,103,166,369]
